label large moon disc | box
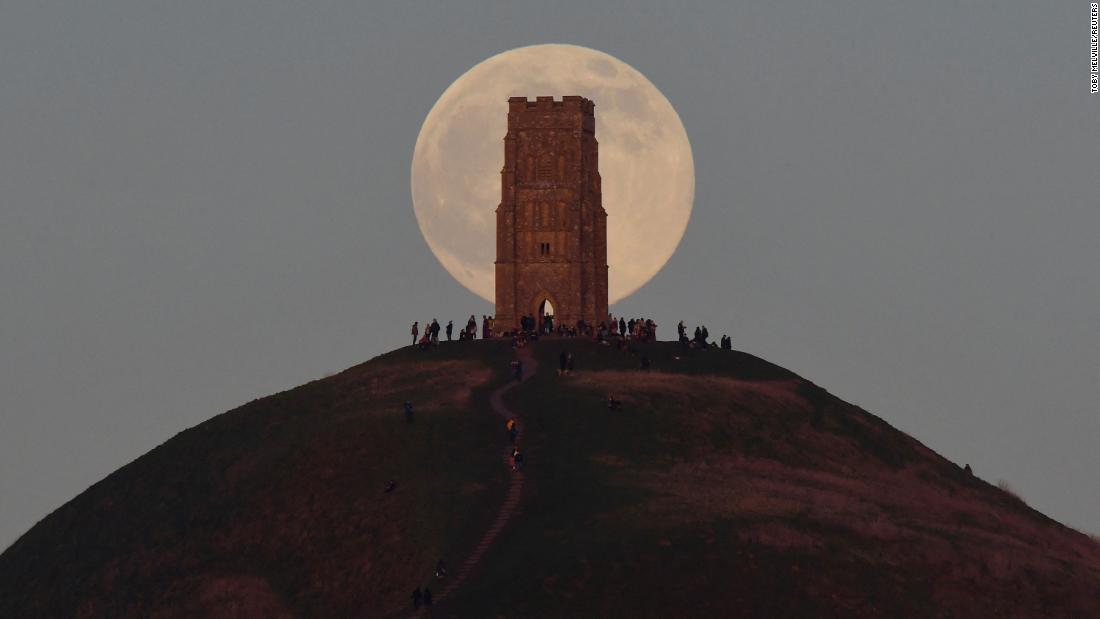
[411,44,694,304]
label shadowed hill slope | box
[0,341,515,618]
[2,338,1098,618]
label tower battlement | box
[507,95,595,115]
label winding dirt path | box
[412,344,537,616]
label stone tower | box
[494,95,608,332]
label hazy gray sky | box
[2,1,1097,548]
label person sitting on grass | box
[384,480,396,493]
[607,393,622,410]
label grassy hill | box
[2,338,1098,618]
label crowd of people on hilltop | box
[410,315,497,349]
[408,313,737,355]
[675,320,734,351]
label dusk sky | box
[2,1,1098,548]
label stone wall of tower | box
[494,95,608,331]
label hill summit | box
[2,338,1098,618]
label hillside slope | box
[2,338,1098,618]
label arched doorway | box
[538,298,555,334]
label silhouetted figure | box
[514,359,524,381]
[384,480,396,493]
[559,351,568,376]
[566,353,574,374]
[619,317,627,337]
[435,559,447,579]
[446,320,453,341]
[423,587,433,607]
[404,401,414,424]
[965,463,973,475]
[641,354,651,370]
[506,418,517,443]
[607,393,622,410]
[411,322,419,346]
[512,449,524,471]
[412,587,422,609]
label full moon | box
[411,44,694,304]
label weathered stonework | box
[494,96,608,330]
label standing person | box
[446,320,453,341]
[423,587,433,608]
[430,319,440,343]
[411,321,419,346]
[566,352,574,374]
[677,320,686,341]
[404,401,414,424]
[559,351,568,376]
[506,418,517,443]
[412,587,422,609]
[619,317,627,337]
[467,315,477,339]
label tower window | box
[537,154,554,181]
[539,242,551,256]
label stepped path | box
[412,344,537,616]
